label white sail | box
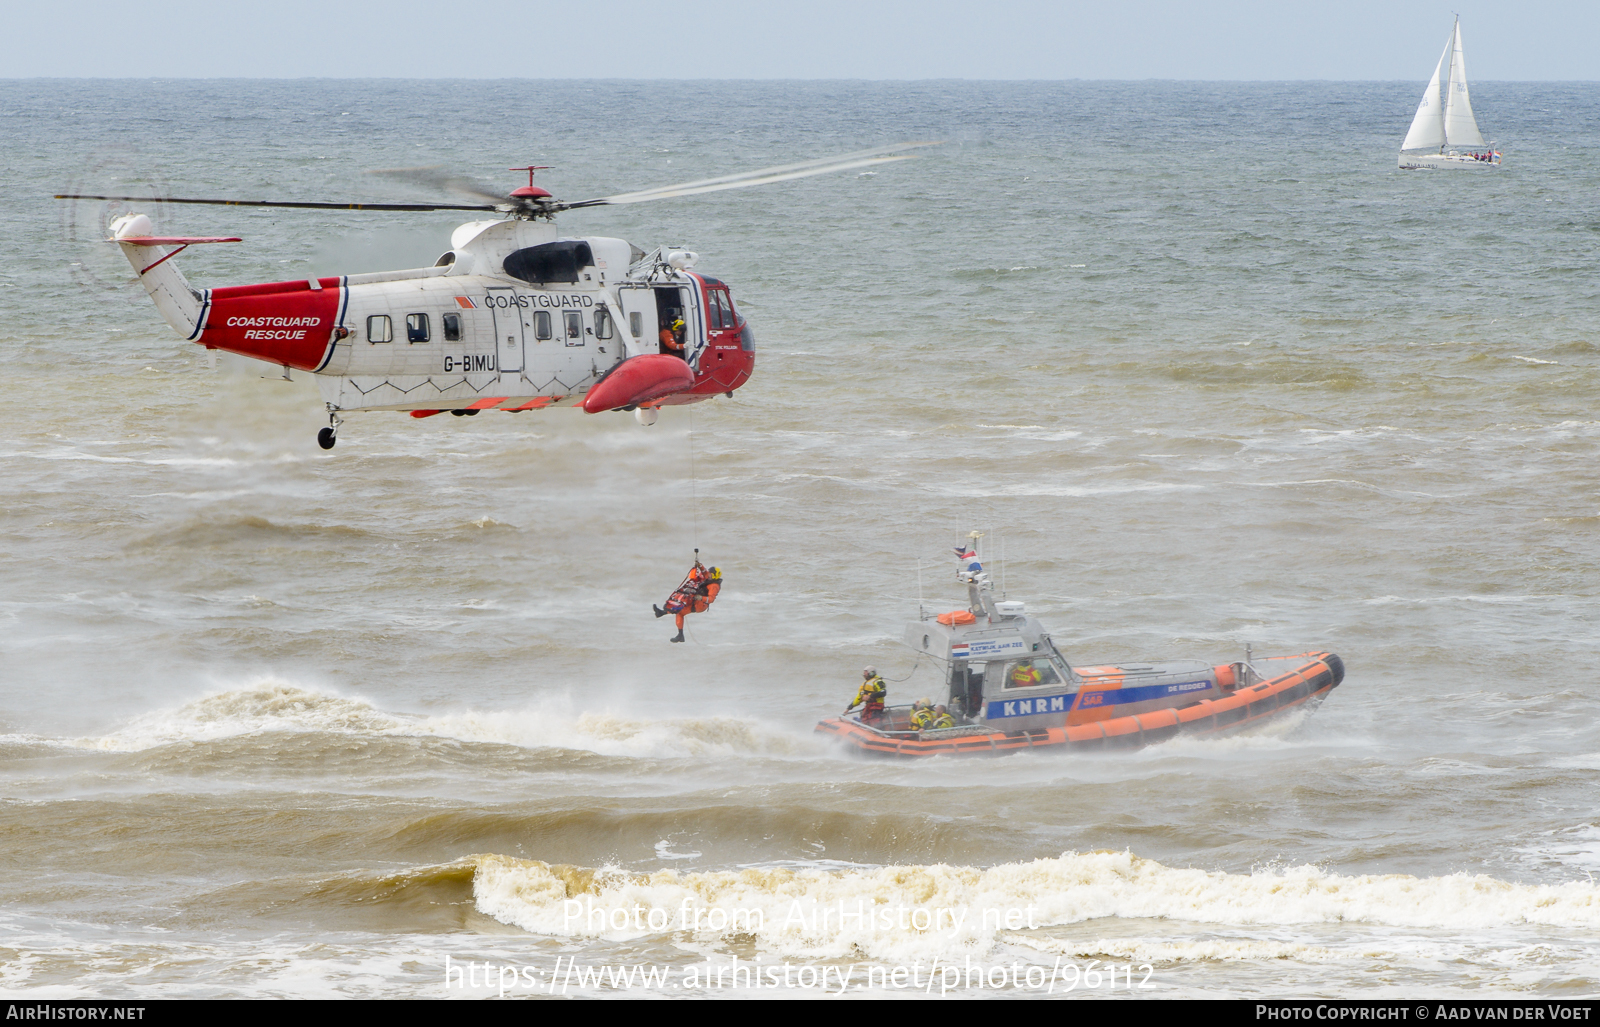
[1442,20,1487,148]
[1401,38,1449,152]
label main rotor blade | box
[365,165,509,205]
[561,142,939,209]
[54,193,499,212]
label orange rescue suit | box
[675,579,719,630]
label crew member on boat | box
[846,667,887,723]
[1010,661,1043,687]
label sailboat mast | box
[1443,18,1460,149]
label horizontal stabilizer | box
[112,236,242,246]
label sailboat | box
[1399,17,1501,170]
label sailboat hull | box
[1399,152,1501,170]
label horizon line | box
[5,76,1600,84]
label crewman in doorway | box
[654,561,721,642]
[659,316,686,357]
[846,667,887,723]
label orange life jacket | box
[1010,663,1042,687]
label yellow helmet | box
[708,566,722,580]
[671,318,685,330]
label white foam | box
[70,683,403,750]
[63,681,809,760]
[469,851,1600,963]
[1017,934,1349,963]
[1517,826,1600,875]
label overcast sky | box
[5,1,1598,80]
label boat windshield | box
[999,656,1075,691]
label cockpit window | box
[709,289,735,329]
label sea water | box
[1,79,1598,997]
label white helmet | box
[863,666,877,677]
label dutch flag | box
[954,546,982,573]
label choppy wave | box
[62,681,806,760]
[470,850,1600,961]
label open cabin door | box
[652,285,702,364]
[617,284,657,356]
[950,660,984,721]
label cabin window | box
[564,310,584,346]
[442,313,461,342]
[722,290,738,324]
[533,311,552,340]
[367,315,392,343]
[629,312,643,338]
[406,313,429,343]
[594,307,614,340]
[1002,658,1063,690]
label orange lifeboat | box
[816,650,1343,758]
[819,536,1346,758]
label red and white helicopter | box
[60,144,929,448]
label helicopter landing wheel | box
[319,409,343,450]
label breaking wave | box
[470,850,1600,962]
[62,681,806,759]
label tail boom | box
[108,213,339,369]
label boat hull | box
[815,652,1344,759]
[1399,152,1501,170]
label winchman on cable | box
[653,551,722,642]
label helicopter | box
[58,144,931,448]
